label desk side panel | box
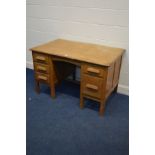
[106,64,115,96]
[112,56,122,89]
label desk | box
[30,39,124,116]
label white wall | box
[26,0,129,95]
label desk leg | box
[99,100,106,116]
[80,80,84,108]
[113,84,118,93]
[80,94,84,109]
[50,81,55,98]
[35,81,40,94]
[49,58,56,98]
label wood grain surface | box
[31,39,124,66]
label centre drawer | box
[81,74,104,99]
[34,63,49,74]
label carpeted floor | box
[26,68,129,155]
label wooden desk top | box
[31,39,124,66]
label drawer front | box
[82,75,104,99]
[34,63,49,74]
[82,64,105,78]
[35,73,49,83]
[33,53,49,64]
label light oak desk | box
[30,39,124,116]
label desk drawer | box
[82,75,104,99]
[35,72,49,83]
[34,63,49,74]
[82,64,105,78]
[33,53,49,64]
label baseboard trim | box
[117,84,129,95]
[26,61,33,69]
[26,61,129,95]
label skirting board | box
[26,61,34,69]
[26,61,129,95]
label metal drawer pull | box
[87,67,100,74]
[37,66,46,71]
[36,56,46,61]
[38,75,47,80]
[86,84,98,91]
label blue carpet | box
[26,68,129,155]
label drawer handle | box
[36,56,46,61]
[87,67,100,74]
[38,75,47,80]
[37,66,46,71]
[86,84,98,91]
